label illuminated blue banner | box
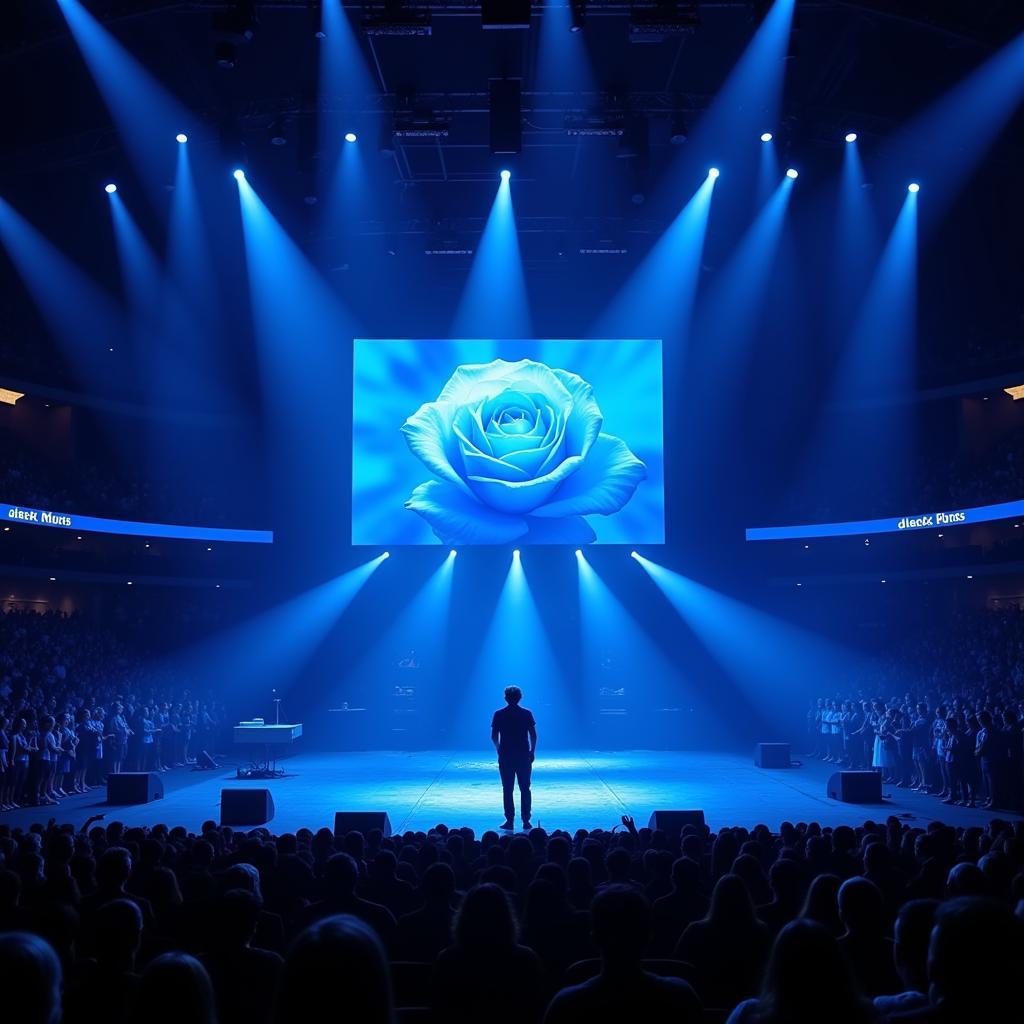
[3,503,273,544]
[746,498,1024,541]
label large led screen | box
[352,340,664,545]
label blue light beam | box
[452,174,531,338]
[56,0,191,198]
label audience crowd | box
[1,609,229,810]
[0,447,238,528]
[807,608,1024,813]
[1,812,1022,1024]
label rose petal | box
[401,402,474,497]
[405,479,528,545]
[468,454,585,514]
[465,402,493,456]
[550,367,602,459]
[530,433,647,518]
[439,359,574,408]
[460,447,530,483]
[523,515,597,545]
[502,443,556,478]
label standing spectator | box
[108,703,131,776]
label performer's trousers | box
[498,753,532,822]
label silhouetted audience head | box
[752,919,872,1024]
[134,952,218,1024]
[275,914,393,1024]
[420,862,456,906]
[323,852,359,896]
[0,931,62,1024]
[945,862,986,899]
[707,873,757,928]
[838,877,886,937]
[926,897,1024,1016]
[800,873,843,936]
[453,883,517,951]
[892,899,939,994]
[591,885,651,964]
[96,898,143,966]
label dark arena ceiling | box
[2,2,1022,198]
[0,1,1022,405]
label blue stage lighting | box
[785,167,799,179]
[575,548,583,556]
[845,132,857,143]
[630,550,638,559]
[450,549,457,557]
[760,132,773,142]
[708,167,720,179]
[176,133,188,143]
[908,182,920,193]
[382,551,390,558]
[104,183,117,193]
[233,168,245,181]
[512,548,520,558]
[344,132,357,143]
[500,169,511,181]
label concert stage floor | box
[3,750,1017,834]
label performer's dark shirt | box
[491,704,535,756]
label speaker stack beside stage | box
[107,772,164,805]
[827,770,883,803]
[647,810,706,841]
[334,811,392,838]
[220,788,275,825]
[754,742,792,768]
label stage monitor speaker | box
[648,810,706,840]
[827,771,883,804]
[107,772,164,805]
[754,742,792,768]
[198,750,218,769]
[334,811,393,838]
[221,788,275,826]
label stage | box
[3,750,1015,834]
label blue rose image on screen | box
[401,358,646,545]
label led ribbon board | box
[746,498,1024,542]
[3,503,273,544]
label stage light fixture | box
[630,550,638,559]
[908,182,920,193]
[708,167,720,179]
[383,551,391,559]
[233,168,245,180]
[344,132,358,143]
[176,133,188,144]
[760,132,773,142]
[104,183,117,193]
[786,168,799,179]
[845,132,857,143]
[570,0,586,32]
[500,169,511,181]
[513,549,521,558]
[450,549,457,557]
